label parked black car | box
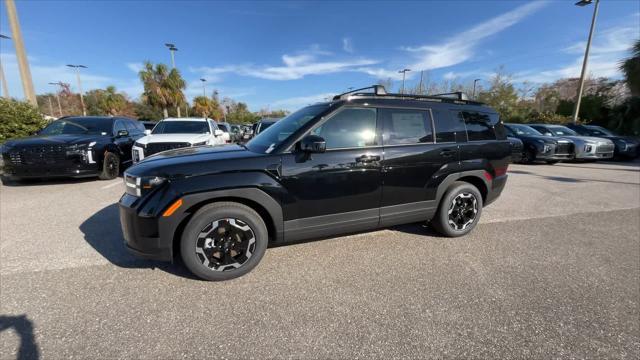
[254,118,277,135]
[565,123,639,159]
[1,116,144,180]
[119,86,510,281]
[504,123,574,164]
[507,136,523,163]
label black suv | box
[119,86,510,281]
[1,116,144,180]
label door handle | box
[356,155,380,163]
[439,149,455,157]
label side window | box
[504,126,516,137]
[124,120,138,134]
[113,120,126,135]
[460,111,495,141]
[209,120,218,132]
[310,107,377,149]
[381,108,432,145]
[134,121,146,133]
[434,109,465,143]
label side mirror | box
[144,129,151,135]
[299,135,326,153]
[117,130,129,137]
[214,129,223,136]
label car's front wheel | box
[180,202,268,281]
[432,181,483,237]
[98,152,120,180]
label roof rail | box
[333,85,387,100]
[333,85,482,105]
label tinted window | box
[381,108,432,145]
[134,121,146,132]
[152,121,210,134]
[124,120,139,134]
[39,117,114,136]
[507,124,543,136]
[460,111,495,141]
[218,124,229,132]
[434,109,464,143]
[311,108,377,149]
[547,126,577,136]
[114,120,127,134]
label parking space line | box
[101,181,122,190]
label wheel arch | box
[435,171,489,205]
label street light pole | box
[165,43,178,69]
[571,0,600,124]
[66,64,87,116]
[48,82,64,117]
[4,0,36,106]
[200,78,207,98]
[398,68,411,94]
[472,78,481,99]
[0,34,10,98]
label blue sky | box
[1,0,638,111]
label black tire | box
[431,181,483,237]
[99,152,120,180]
[523,148,536,164]
[545,160,559,165]
[180,202,268,281]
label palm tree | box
[620,39,640,97]
[103,86,126,115]
[139,62,186,118]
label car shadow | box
[79,203,199,280]
[0,314,40,360]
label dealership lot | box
[1,161,639,358]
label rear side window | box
[459,111,496,141]
[433,109,465,143]
[380,108,432,145]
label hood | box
[3,134,106,149]
[127,144,266,178]
[136,133,211,145]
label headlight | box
[192,141,207,146]
[66,142,95,158]
[124,173,166,197]
[584,144,593,152]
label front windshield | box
[39,117,113,136]
[586,126,615,136]
[247,104,329,153]
[152,121,209,134]
[548,126,577,136]
[508,124,542,136]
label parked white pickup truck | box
[132,118,226,163]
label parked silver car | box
[530,124,614,160]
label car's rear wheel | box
[432,181,483,237]
[99,152,120,180]
[180,202,268,281]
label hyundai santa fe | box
[119,86,511,281]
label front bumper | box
[1,158,100,178]
[616,143,639,158]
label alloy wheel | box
[447,192,478,231]
[195,218,256,272]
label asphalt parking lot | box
[1,161,639,359]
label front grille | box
[9,145,67,165]
[144,142,190,156]
[596,144,614,153]
[555,142,573,155]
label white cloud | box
[342,37,354,53]
[192,46,378,81]
[126,62,143,73]
[361,1,546,78]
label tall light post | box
[48,81,64,117]
[200,78,207,97]
[0,34,10,98]
[165,43,178,69]
[571,0,600,124]
[66,64,87,116]
[398,68,411,94]
[472,78,481,99]
[5,0,36,105]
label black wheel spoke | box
[195,218,255,271]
